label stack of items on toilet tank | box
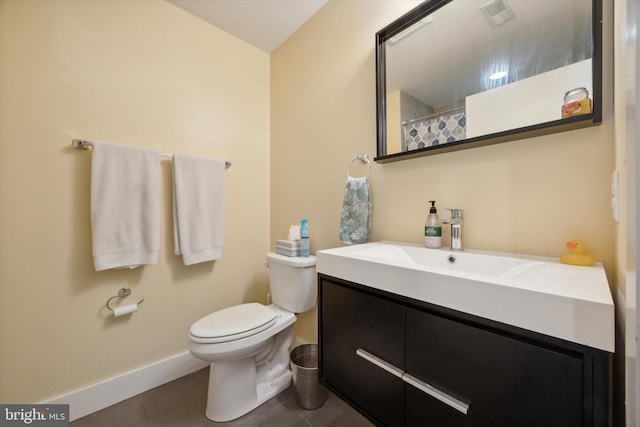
[275,239,300,257]
[275,225,301,257]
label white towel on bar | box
[173,154,225,265]
[90,141,161,271]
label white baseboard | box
[41,351,208,422]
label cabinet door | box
[319,279,405,427]
[405,307,585,427]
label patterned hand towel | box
[339,176,371,245]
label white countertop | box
[316,241,614,352]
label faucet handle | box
[445,208,463,219]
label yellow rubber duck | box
[560,240,595,266]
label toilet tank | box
[266,253,317,313]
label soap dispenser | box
[424,201,442,248]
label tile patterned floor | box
[71,368,375,426]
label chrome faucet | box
[439,209,464,251]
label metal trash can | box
[290,344,328,409]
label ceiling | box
[166,0,328,53]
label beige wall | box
[272,0,615,344]
[0,0,271,402]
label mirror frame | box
[375,0,602,163]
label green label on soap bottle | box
[425,226,442,237]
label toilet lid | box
[189,303,278,343]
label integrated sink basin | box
[328,241,545,279]
[316,241,614,352]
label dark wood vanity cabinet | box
[320,275,405,427]
[318,274,609,427]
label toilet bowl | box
[188,253,316,422]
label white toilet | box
[188,253,317,422]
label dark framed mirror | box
[375,0,602,163]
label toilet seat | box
[189,303,278,344]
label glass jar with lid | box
[562,87,592,118]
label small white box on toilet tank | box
[266,253,317,313]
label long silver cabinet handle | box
[355,348,403,378]
[402,373,470,415]
[356,348,469,415]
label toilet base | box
[204,325,296,422]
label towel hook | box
[106,287,144,311]
[347,153,371,178]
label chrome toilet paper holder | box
[106,287,144,311]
